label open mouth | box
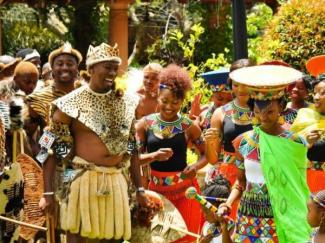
[105,78,114,85]
[314,102,321,108]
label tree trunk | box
[70,0,97,69]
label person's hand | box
[39,195,55,216]
[182,165,197,179]
[204,128,221,142]
[217,203,231,218]
[306,129,323,146]
[154,148,173,161]
[199,233,214,243]
[189,94,203,119]
[136,191,150,208]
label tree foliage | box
[148,23,229,110]
[1,4,63,58]
[258,0,325,70]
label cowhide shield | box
[16,153,45,240]
[0,162,24,242]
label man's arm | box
[40,108,72,213]
[129,119,148,206]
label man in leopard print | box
[40,43,148,242]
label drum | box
[131,190,188,243]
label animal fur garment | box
[60,156,131,240]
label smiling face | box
[313,81,325,114]
[158,88,183,122]
[289,79,308,102]
[254,100,282,130]
[52,54,78,84]
[211,91,232,107]
[232,81,249,104]
[88,61,119,93]
[143,71,160,93]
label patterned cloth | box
[26,83,66,127]
[282,108,297,126]
[149,170,202,243]
[290,107,325,192]
[307,227,319,243]
[201,219,235,243]
[232,129,305,243]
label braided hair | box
[202,175,231,206]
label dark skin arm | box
[39,109,72,215]
[183,123,208,179]
[221,221,233,243]
[24,105,44,156]
[204,107,224,164]
[218,147,246,216]
[130,119,149,206]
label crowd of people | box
[0,42,324,243]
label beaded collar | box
[145,113,192,139]
[282,108,297,125]
[223,101,253,125]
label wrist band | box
[136,187,145,193]
[43,192,54,196]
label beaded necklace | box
[224,100,253,125]
[146,113,192,139]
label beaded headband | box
[211,84,231,93]
[311,194,325,208]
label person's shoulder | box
[221,101,233,112]
[234,129,256,147]
[54,85,86,103]
[282,130,307,145]
[26,84,52,99]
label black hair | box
[248,97,287,112]
[202,175,231,201]
[16,48,35,59]
[312,73,325,88]
[301,74,313,91]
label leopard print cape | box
[53,85,139,155]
